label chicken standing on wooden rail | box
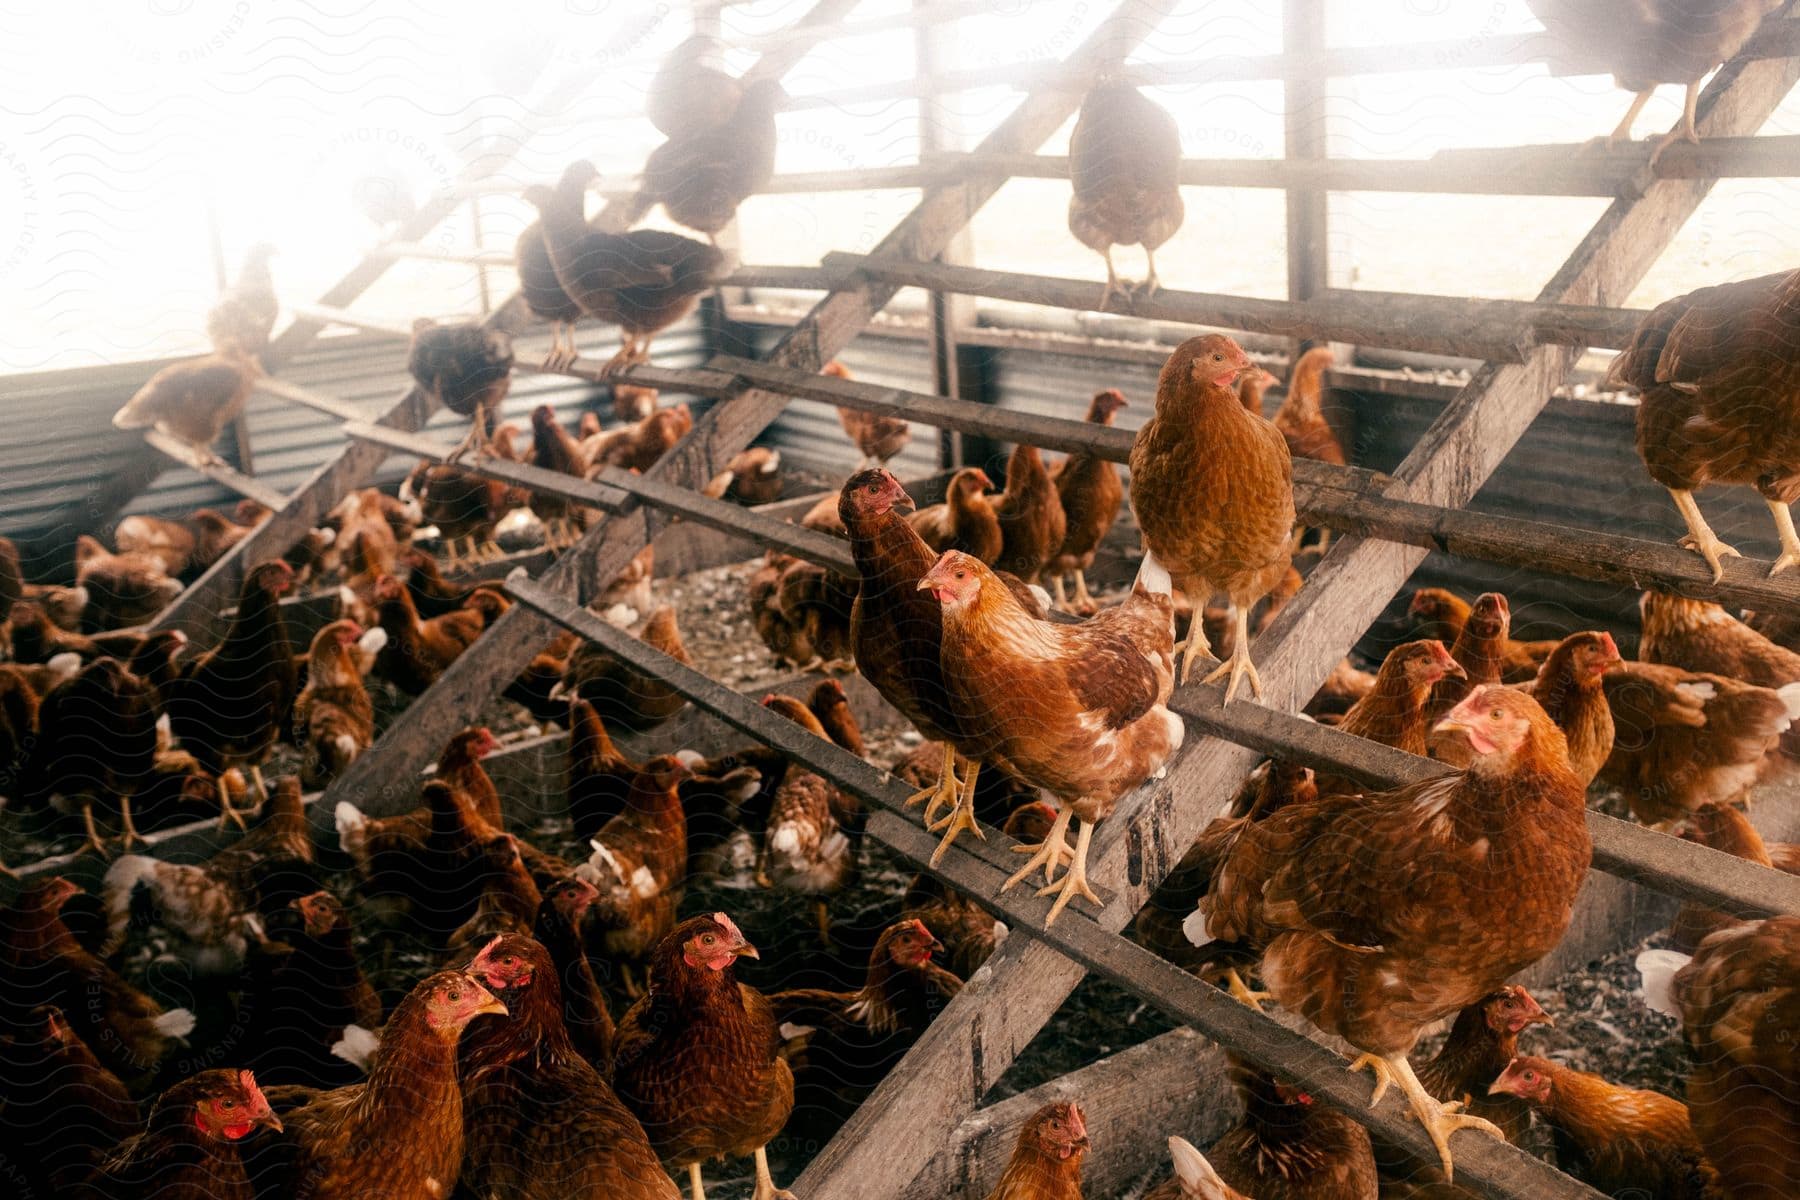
[1194,686,1590,1181]
[918,549,1183,924]
[1526,0,1783,167]
[1131,333,1296,702]
[1067,75,1184,310]
[1605,266,1800,580]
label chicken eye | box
[702,934,716,945]
[222,1099,238,1109]
[1490,709,1503,721]
[448,989,462,1002]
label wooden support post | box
[792,44,1800,1200]
[1284,0,1328,360]
[916,0,976,469]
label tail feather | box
[1777,681,1800,725]
[1636,947,1692,1019]
[330,1023,380,1072]
[334,801,368,863]
[154,1007,197,1039]
[1168,1136,1234,1199]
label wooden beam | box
[709,354,1800,611]
[287,304,430,339]
[254,377,367,424]
[1284,0,1329,352]
[503,576,1604,1200]
[821,254,1663,357]
[141,431,288,511]
[802,43,1800,1200]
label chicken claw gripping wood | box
[1349,1051,1503,1181]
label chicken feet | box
[904,741,964,829]
[217,773,248,832]
[1071,568,1100,615]
[1175,613,1217,685]
[1035,816,1101,926]
[927,759,984,868]
[1349,1051,1502,1182]
[1766,497,1800,576]
[444,417,489,466]
[1582,88,1655,155]
[1201,604,1264,703]
[1647,81,1702,172]
[688,1162,708,1200]
[750,1146,796,1200]
[1669,487,1742,582]
[1223,967,1272,1013]
[543,321,577,372]
[600,337,649,377]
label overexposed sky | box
[2,0,1797,374]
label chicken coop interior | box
[4,2,1800,1198]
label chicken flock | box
[12,6,1798,1199]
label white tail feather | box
[356,626,388,656]
[45,651,83,680]
[154,1008,197,1039]
[1181,906,1212,947]
[770,824,802,855]
[334,801,368,858]
[101,854,162,954]
[760,449,781,474]
[330,1024,380,1071]
[1636,948,1692,1019]
[1135,549,1174,597]
[1777,681,1800,724]
[675,749,706,769]
[1168,1136,1231,1197]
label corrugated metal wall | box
[0,317,711,580]
[6,314,1780,661]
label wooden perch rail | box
[694,354,1800,612]
[504,575,1605,1200]
[141,430,289,511]
[819,253,1653,358]
[254,376,367,424]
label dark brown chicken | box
[1527,1,1783,165]
[408,317,515,463]
[532,879,616,1070]
[526,162,728,374]
[612,913,795,1200]
[909,466,1001,562]
[1604,264,1800,579]
[405,440,529,568]
[0,1005,141,1191]
[27,654,163,852]
[515,177,589,370]
[758,694,858,940]
[1428,592,1511,725]
[371,572,488,693]
[1670,915,1800,1200]
[459,933,678,1200]
[566,696,638,842]
[633,80,784,241]
[1404,588,1558,684]
[1131,334,1294,699]
[526,402,592,549]
[167,560,296,828]
[73,534,183,631]
[1068,75,1183,309]
[239,890,381,1089]
[705,445,783,505]
[1194,1059,1378,1200]
[993,442,1067,587]
[1047,389,1128,612]
[587,403,695,474]
[984,1100,1090,1200]
[75,1068,280,1200]
[771,918,960,1128]
[112,349,260,467]
[1601,659,1799,824]
[0,878,196,1090]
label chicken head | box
[1174,333,1255,390]
[1432,686,1541,767]
[468,932,541,993]
[1481,985,1553,1037]
[917,549,984,608]
[1025,1099,1090,1161]
[839,468,915,523]
[191,1069,283,1140]
[423,971,507,1034]
[681,911,758,971]
[1487,1056,1553,1104]
[884,918,944,969]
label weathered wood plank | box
[505,576,1605,1200]
[253,376,368,424]
[141,431,289,511]
[796,44,1800,1200]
